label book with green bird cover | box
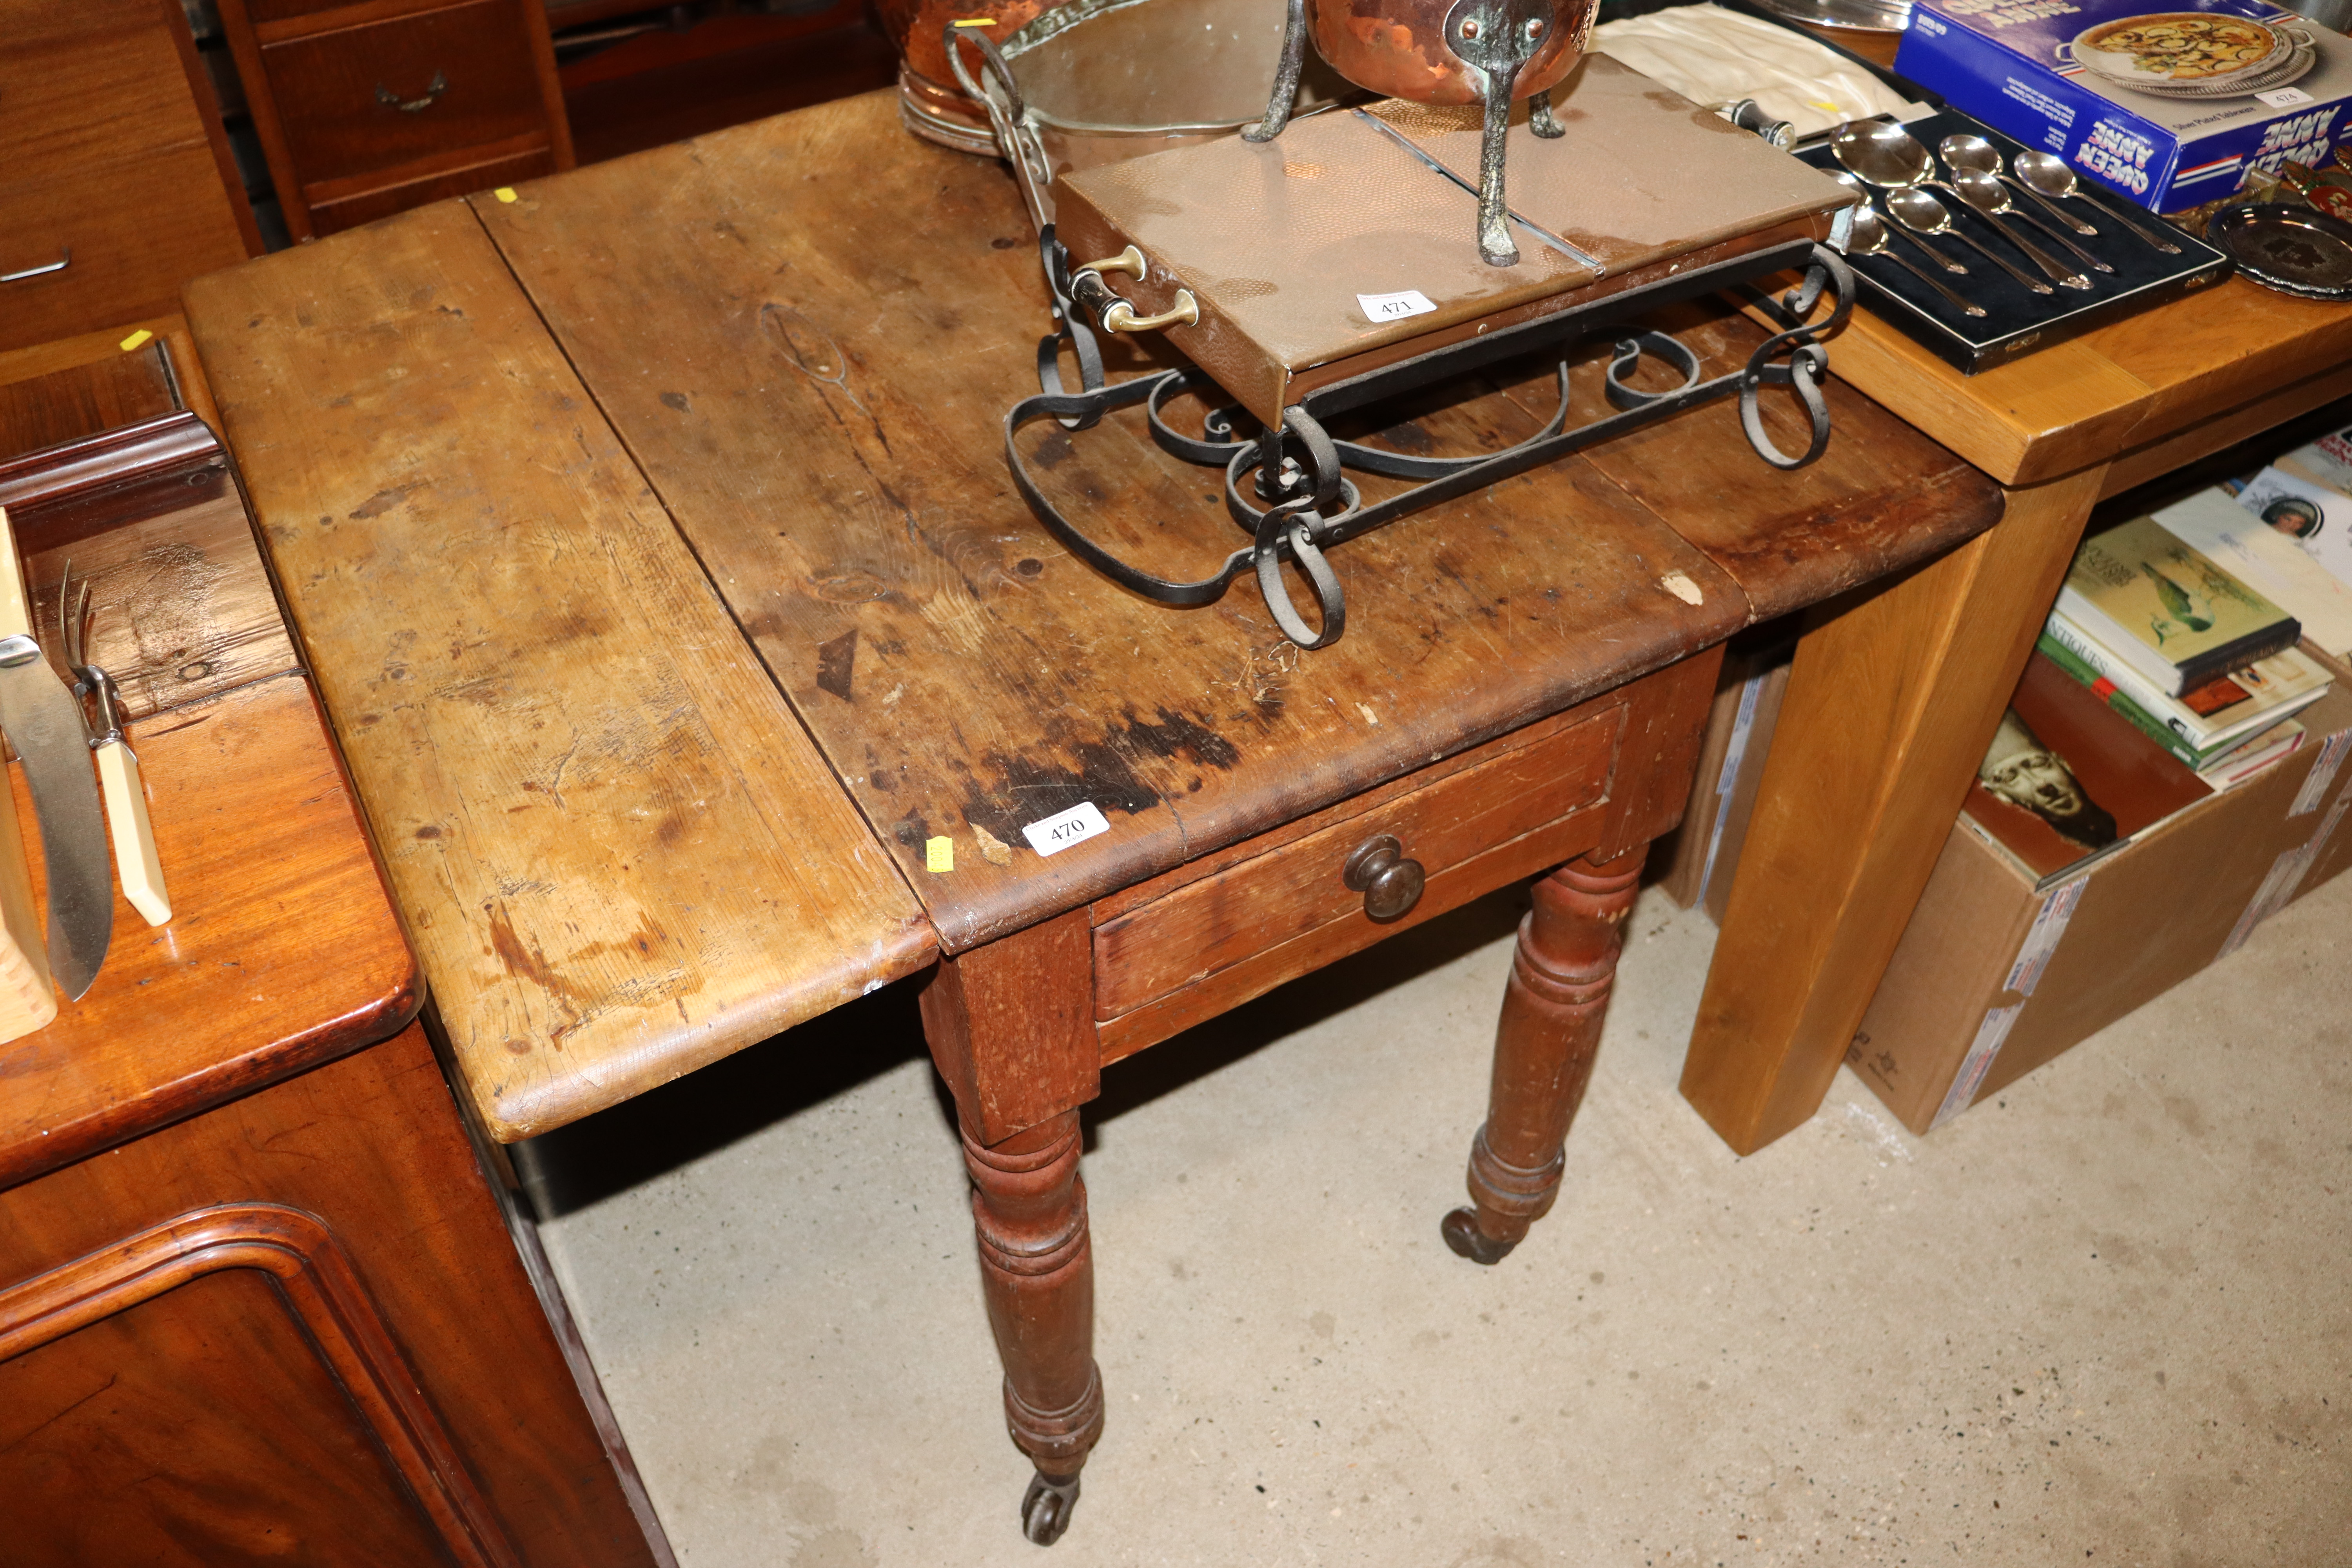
[2151,488,2352,662]
[2056,517,2302,697]
[2036,621,2333,766]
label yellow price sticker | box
[494,187,518,203]
[925,836,955,873]
[952,16,998,25]
[119,328,154,352]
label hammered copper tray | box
[1052,55,1850,423]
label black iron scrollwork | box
[1033,226,1108,428]
[1004,240,1853,649]
[1738,246,1853,470]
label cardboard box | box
[2290,644,2352,887]
[1895,0,2352,214]
[1847,667,2352,1134]
[1656,637,1793,921]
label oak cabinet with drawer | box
[0,0,260,352]
[216,0,574,240]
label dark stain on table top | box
[468,90,1996,951]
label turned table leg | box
[1443,846,1644,1265]
[961,1111,1103,1544]
[919,909,1105,1545]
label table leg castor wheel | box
[1441,1205,1519,1265]
[1022,1470,1082,1545]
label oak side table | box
[1682,26,2352,1153]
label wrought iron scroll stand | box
[1005,229,1854,650]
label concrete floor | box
[523,870,2351,1568]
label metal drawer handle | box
[1344,833,1425,922]
[1102,292,1199,334]
[1076,246,1145,280]
[376,69,449,113]
[1065,264,1199,336]
[2,249,71,284]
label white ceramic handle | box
[97,741,168,927]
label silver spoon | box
[1887,187,2054,294]
[1844,205,1987,318]
[1939,133,2096,237]
[1832,118,2033,282]
[1951,168,2112,275]
[2014,151,2183,254]
[1831,118,1941,191]
[1833,168,1966,274]
[1949,169,2097,287]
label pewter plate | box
[2207,202,2352,301]
[1747,0,1912,32]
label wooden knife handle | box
[0,506,31,640]
[98,741,169,927]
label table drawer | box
[256,0,547,187]
[0,152,254,355]
[307,146,555,235]
[1092,703,1623,1031]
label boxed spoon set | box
[1795,111,2232,372]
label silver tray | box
[2207,201,2352,301]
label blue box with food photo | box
[1894,0,2352,213]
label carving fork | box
[60,563,169,927]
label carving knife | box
[0,507,111,999]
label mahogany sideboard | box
[0,327,666,1566]
[0,0,260,354]
[183,85,2002,1543]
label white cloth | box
[1590,4,1918,138]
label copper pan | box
[1247,0,1599,263]
[878,0,1066,154]
[1307,0,1586,105]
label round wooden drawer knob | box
[1343,833,1425,922]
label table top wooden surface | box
[0,339,417,1190]
[185,205,936,1143]
[186,87,2000,1141]
[1820,271,2352,488]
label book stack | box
[2229,422,2352,610]
[2040,497,2344,792]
